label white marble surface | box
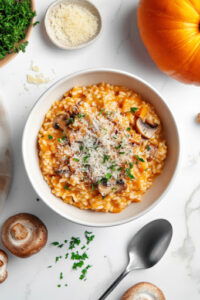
[0,0,200,299]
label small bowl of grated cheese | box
[44,0,102,50]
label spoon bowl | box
[98,219,172,300]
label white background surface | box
[0,0,200,299]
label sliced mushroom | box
[98,178,126,196]
[121,282,165,300]
[0,250,8,283]
[1,213,48,258]
[136,118,158,139]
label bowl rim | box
[44,0,102,50]
[22,68,180,227]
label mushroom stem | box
[10,223,28,240]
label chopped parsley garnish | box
[57,284,61,288]
[48,135,53,139]
[91,183,97,191]
[83,155,90,163]
[66,117,74,125]
[146,145,151,151]
[72,261,84,270]
[115,144,122,149]
[58,136,67,143]
[77,113,85,118]
[71,252,88,261]
[47,265,52,268]
[79,145,84,151]
[81,245,86,250]
[119,151,125,155]
[64,185,70,190]
[85,231,95,244]
[130,107,138,113]
[135,155,145,162]
[33,21,39,26]
[126,127,131,131]
[125,168,135,179]
[0,0,36,60]
[51,242,59,246]
[109,164,117,171]
[103,154,110,163]
[60,272,63,280]
[79,265,91,280]
[64,240,68,243]
[105,173,112,180]
[65,253,69,259]
[69,237,81,250]
[55,256,62,263]
[58,244,64,248]
[73,158,79,162]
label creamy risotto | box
[38,83,167,213]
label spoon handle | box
[98,269,129,300]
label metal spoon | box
[98,219,173,300]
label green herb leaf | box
[105,173,112,180]
[135,155,145,162]
[103,154,110,163]
[71,252,88,261]
[126,127,131,131]
[77,113,85,118]
[83,155,90,163]
[64,185,70,190]
[60,272,63,280]
[48,135,53,140]
[79,265,91,280]
[125,168,135,179]
[69,237,81,250]
[51,242,59,246]
[55,256,62,263]
[57,284,61,288]
[33,21,39,26]
[146,145,151,151]
[0,0,36,59]
[119,152,125,155]
[84,231,95,244]
[130,107,138,113]
[72,260,84,270]
[73,158,79,162]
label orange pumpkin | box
[138,0,200,85]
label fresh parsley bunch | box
[0,0,36,59]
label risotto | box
[37,83,167,213]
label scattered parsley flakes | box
[71,252,88,261]
[65,253,69,259]
[64,185,70,190]
[135,155,145,162]
[84,231,95,245]
[33,21,40,26]
[69,237,81,250]
[51,242,59,246]
[73,158,79,162]
[48,135,53,139]
[57,284,61,288]
[119,151,125,155]
[79,265,92,280]
[77,113,85,118]
[126,127,131,131]
[146,145,151,151]
[125,168,135,180]
[64,240,68,243]
[72,260,84,270]
[60,272,63,280]
[55,256,62,263]
[83,155,90,163]
[130,107,138,113]
[103,154,110,163]
[58,244,64,248]
[105,173,112,180]
[47,265,52,268]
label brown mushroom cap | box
[1,213,48,258]
[121,282,166,300]
[136,118,158,139]
[0,249,8,283]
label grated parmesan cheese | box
[46,2,99,47]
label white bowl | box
[44,0,102,50]
[22,69,180,227]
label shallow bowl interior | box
[44,0,102,50]
[22,69,180,227]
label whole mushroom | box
[121,282,165,300]
[0,249,8,283]
[1,213,48,258]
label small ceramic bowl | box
[0,0,35,68]
[44,0,102,50]
[22,69,180,227]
